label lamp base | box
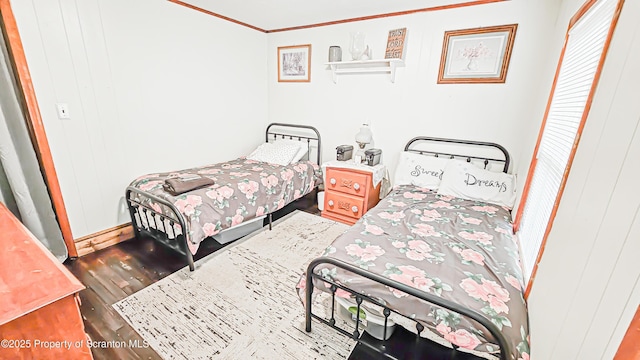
[354,148,366,164]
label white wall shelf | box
[325,59,405,83]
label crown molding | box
[168,0,507,33]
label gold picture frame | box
[277,44,311,82]
[438,24,517,84]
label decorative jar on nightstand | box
[320,161,386,225]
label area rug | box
[113,211,353,360]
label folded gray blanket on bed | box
[163,175,215,195]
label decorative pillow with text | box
[393,152,451,190]
[438,160,517,208]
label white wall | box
[11,0,268,237]
[267,0,559,189]
[527,0,640,358]
[10,0,562,237]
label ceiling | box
[177,0,491,31]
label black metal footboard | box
[305,257,510,360]
[126,186,196,271]
[126,186,275,272]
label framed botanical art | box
[438,24,518,84]
[277,44,311,82]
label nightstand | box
[321,164,383,225]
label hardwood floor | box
[65,192,478,360]
[64,193,319,360]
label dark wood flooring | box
[64,193,319,360]
[65,192,479,360]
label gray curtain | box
[0,30,67,262]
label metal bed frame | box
[305,136,512,360]
[126,123,321,271]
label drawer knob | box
[330,178,337,185]
[352,206,359,213]
[353,183,360,191]
[328,200,334,207]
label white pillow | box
[438,160,517,208]
[247,142,298,166]
[393,151,450,190]
[273,139,308,163]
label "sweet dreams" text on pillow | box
[393,152,451,190]
[438,160,516,208]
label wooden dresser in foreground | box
[321,166,381,225]
[0,204,92,359]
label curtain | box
[0,29,67,262]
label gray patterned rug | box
[113,211,353,360]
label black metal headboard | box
[405,136,511,173]
[266,123,322,165]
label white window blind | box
[517,0,618,284]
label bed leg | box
[450,344,460,359]
[268,213,273,230]
[305,270,314,332]
[125,191,142,241]
[179,234,195,271]
[186,251,195,272]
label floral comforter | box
[129,157,320,254]
[299,185,529,360]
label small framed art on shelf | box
[385,28,407,59]
[438,24,518,84]
[277,44,311,82]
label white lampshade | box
[355,124,373,146]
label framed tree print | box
[277,44,311,82]
[438,24,517,84]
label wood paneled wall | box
[527,0,640,358]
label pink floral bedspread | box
[129,157,320,254]
[299,185,529,359]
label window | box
[515,0,623,292]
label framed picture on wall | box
[438,24,518,84]
[277,44,311,82]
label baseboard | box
[74,223,134,257]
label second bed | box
[300,137,529,360]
